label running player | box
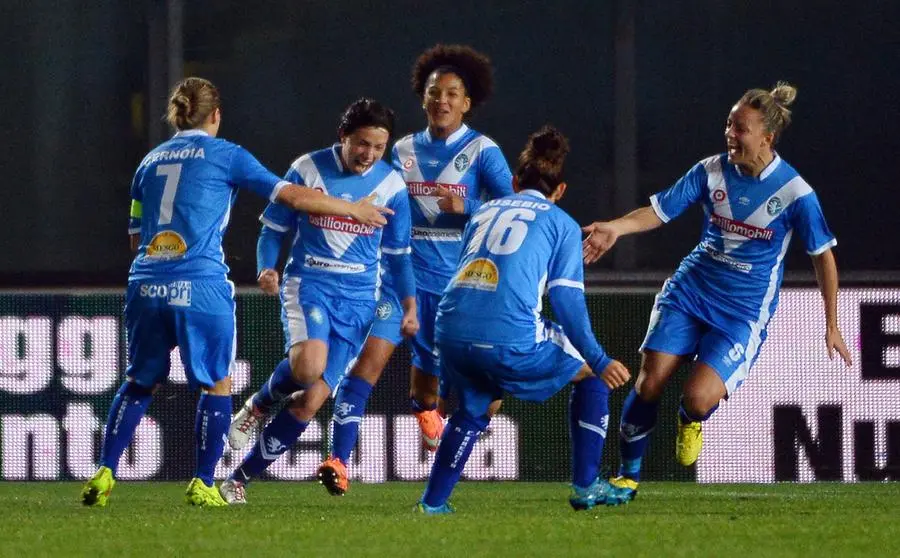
[417,127,630,514]
[582,82,853,504]
[219,99,413,504]
[80,78,391,507]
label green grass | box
[1,482,898,557]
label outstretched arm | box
[275,188,393,227]
[811,248,852,367]
[582,206,664,264]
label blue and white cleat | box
[568,478,611,511]
[415,501,455,515]
[604,476,638,506]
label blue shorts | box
[369,292,404,346]
[437,321,585,417]
[642,284,768,396]
[410,290,440,376]
[125,279,235,391]
[280,277,375,390]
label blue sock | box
[569,376,611,488]
[330,376,374,463]
[231,407,308,484]
[618,389,659,482]
[99,382,153,475]
[421,410,489,507]
[678,398,719,423]
[252,358,306,412]
[194,393,231,487]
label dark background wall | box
[1,0,897,286]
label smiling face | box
[724,103,774,169]
[340,126,389,174]
[422,71,471,138]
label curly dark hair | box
[411,44,495,110]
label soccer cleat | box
[414,408,445,452]
[81,466,116,507]
[228,395,266,450]
[218,478,247,505]
[604,476,638,506]
[317,456,349,496]
[185,478,228,507]
[675,419,703,466]
[415,501,455,515]
[568,478,611,511]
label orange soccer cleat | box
[415,408,445,452]
[317,456,349,496]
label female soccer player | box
[417,126,630,514]
[305,44,516,497]
[80,78,390,508]
[582,82,853,505]
[220,99,415,504]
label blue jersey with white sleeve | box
[391,124,513,294]
[129,130,287,281]
[258,145,412,301]
[435,190,612,374]
[651,153,836,324]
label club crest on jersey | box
[453,258,499,292]
[146,230,187,260]
[454,153,470,172]
[766,196,784,216]
[711,189,727,203]
[375,301,393,320]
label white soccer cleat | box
[228,396,265,450]
[218,478,247,505]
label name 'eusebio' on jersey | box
[259,145,410,301]
[391,124,513,294]
[129,130,284,281]
[435,191,584,347]
[653,153,836,322]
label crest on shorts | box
[376,301,393,320]
[454,153,470,172]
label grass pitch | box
[1,482,897,557]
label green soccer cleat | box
[605,476,638,506]
[675,419,703,466]
[81,466,116,507]
[414,501,455,515]
[185,478,228,507]
[569,478,611,511]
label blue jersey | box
[436,190,611,373]
[259,145,411,301]
[653,153,836,323]
[129,130,286,281]
[391,124,513,294]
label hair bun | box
[528,126,569,167]
[771,81,797,108]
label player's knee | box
[289,352,325,385]
[681,390,718,419]
[634,371,666,401]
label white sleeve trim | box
[808,238,837,256]
[127,227,140,235]
[649,194,671,223]
[269,180,290,203]
[382,246,412,255]
[259,215,290,233]
[548,279,584,291]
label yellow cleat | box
[81,466,116,507]
[185,478,228,507]
[675,419,703,466]
[605,476,639,505]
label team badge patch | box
[375,301,393,320]
[454,153,470,172]
[766,196,784,216]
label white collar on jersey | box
[519,189,547,200]
[172,129,209,138]
[734,151,782,181]
[423,123,469,145]
[331,143,376,177]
